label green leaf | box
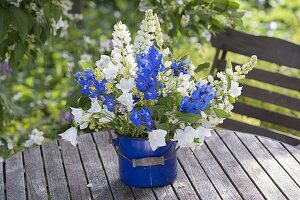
[228,1,240,9]
[0,32,18,58]
[0,8,10,42]
[157,96,173,110]
[78,96,91,110]
[66,89,82,106]
[10,7,29,41]
[79,61,94,72]
[194,62,210,73]
[214,109,230,118]
[14,42,27,62]
[156,123,169,130]
[175,112,202,123]
[175,92,184,106]
[149,105,169,116]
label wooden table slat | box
[5,152,26,200]
[217,130,286,199]
[23,147,48,200]
[131,187,156,200]
[151,185,178,200]
[177,148,221,200]
[193,143,242,200]
[259,136,300,187]
[77,134,114,200]
[2,130,300,200]
[0,163,4,200]
[237,132,300,200]
[205,131,264,200]
[172,161,200,200]
[42,141,70,200]
[283,143,300,163]
[59,139,91,200]
[93,131,135,200]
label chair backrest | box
[210,28,300,147]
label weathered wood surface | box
[1,130,300,200]
[23,147,48,200]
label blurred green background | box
[0,0,299,160]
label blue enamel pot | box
[112,135,177,188]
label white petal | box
[70,107,83,124]
[148,129,167,151]
[86,183,93,188]
[59,127,78,146]
[88,98,102,113]
[116,78,135,93]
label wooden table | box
[1,129,300,200]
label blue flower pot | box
[112,135,177,188]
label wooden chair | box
[210,28,300,147]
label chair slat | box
[214,59,300,91]
[241,84,300,111]
[211,28,300,69]
[219,119,300,146]
[233,103,300,131]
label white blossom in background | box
[59,127,78,146]
[148,129,167,151]
[51,17,69,37]
[24,129,45,147]
[181,15,190,27]
[0,157,3,163]
[99,40,113,54]
[83,35,97,46]
[79,54,92,62]
[202,30,212,41]
[9,0,22,7]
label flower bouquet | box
[60,10,257,187]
